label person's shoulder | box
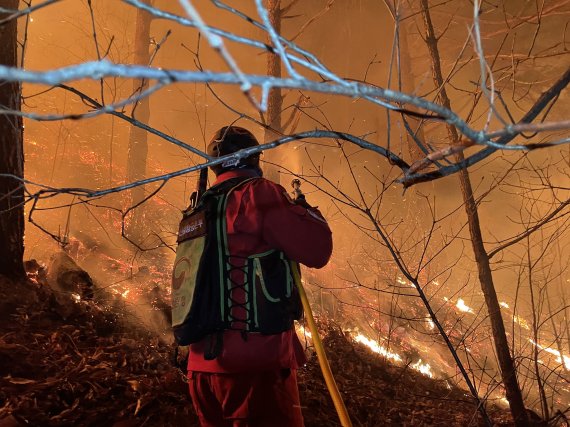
[247,178,295,204]
[247,177,284,191]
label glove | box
[294,193,313,209]
[173,345,189,373]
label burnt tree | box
[126,0,153,241]
[262,0,283,184]
[0,0,25,279]
[420,1,529,425]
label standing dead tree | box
[261,0,283,184]
[418,1,528,424]
[0,0,25,279]
[126,0,154,241]
[489,154,570,419]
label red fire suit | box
[187,169,333,427]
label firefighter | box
[185,126,333,427]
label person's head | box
[207,126,262,176]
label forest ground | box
[0,269,517,426]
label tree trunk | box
[262,0,283,184]
[527,240,549,420]
[126,0,152,240]
[0,0,25,279]
[397,12,426,165]
[419,1,529,425]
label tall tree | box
[126,0,153,241]
[262,0,283,184]
[397,11,426,165]
[419,1,529,425]
[0,0,25,279]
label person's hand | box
[174,345,189,372]
[294,193,312,209]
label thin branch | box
[0,0,61,26]
[177,0,261,109]
[488,197,570,259]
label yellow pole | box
[292,263,353,427]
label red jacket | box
[188,169,333,373]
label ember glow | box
[110,286,131,300]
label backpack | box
[171,176,303,353]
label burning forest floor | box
[0,271,518,427]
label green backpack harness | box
[171,176,303,358]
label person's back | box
[181,126,332,426]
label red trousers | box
[188,369,305,427]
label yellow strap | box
[292,263,353,427]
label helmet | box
[207,126,261,176]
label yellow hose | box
[292,263,353,427]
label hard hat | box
[207,126,261,175]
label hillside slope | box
[0,273,514,426]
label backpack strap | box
[214,177,258,331]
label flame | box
[529,339,570,370]
[500,301,509,309]
[456,298,474,313]
[396,276,408,286]
[354,334,402,363]
[395,276,416,289]
[352,334,436,378]
[295,324,312,339]
[411,359,434,378]
[297,328,436,379]
[513,315,530,330]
